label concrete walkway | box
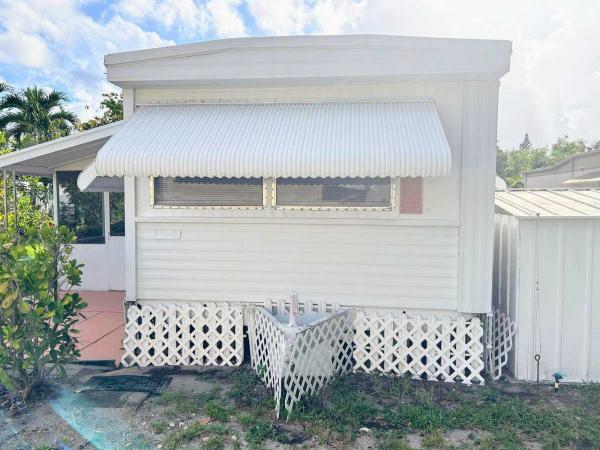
[75,291,125,364]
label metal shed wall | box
[493,214,600,382]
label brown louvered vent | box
[400,177,423,214]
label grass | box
[202,435,225,450]
[151,420,168,434]
[149,367,600,449]
[422,429,445,449]
[157,390,219,416]
[204,400,230,422]
[289,374,600,448]
[161,423,229,450]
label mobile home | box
[0,35,512,392]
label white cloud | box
[116,0,209,37]
[348,0,600,148]
[312,0,366,34]
[0,0,173,121]
[0,0,597,148]
[0,30,53,68]
[246,0,365,35]
[246,0,309,35]
[116,0,245,38]
[206,0,247,37]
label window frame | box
[149,176,268,209]
[272,177,396,211]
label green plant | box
[422,429,445,449]
[202,435,225,450]
[162,423,228,450]
[205,400,230,422]
[0,224,84,400]
[158,391,202,415]
[151,420,168,434]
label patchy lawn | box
[1,364,598,449]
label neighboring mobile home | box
[524,150,600,189]
[0,35,512,385]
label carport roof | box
[0,121,122,176]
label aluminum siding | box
[95,101,451,179]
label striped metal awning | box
[88,100,452,181]
[78,160,123,192]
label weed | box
[376,430,410,450]
[237,413,257,428]
[158,390,220,416]
[422,429,445,449]
[157,391,201,415]
[245,418,279,446]
[205,400,230,422]
[491,430,523,450]
[151,420,168,434]
[228,369,273,411]
[202,435,225,450]
[162,422,207,450]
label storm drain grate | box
[80,375,172,394]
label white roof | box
[0,122,122,175]
[495,189,600,218]
[105,34,512,88]
[78,160,123,192]
[93,101,452,179]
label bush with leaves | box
[0,224,85,400]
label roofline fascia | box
[0,122,122,169]
[104,34,512,67]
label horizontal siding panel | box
[138,260,456,276]
[137,242,457,257]
[137,250,456,268]
[137,222,459,309]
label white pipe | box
[289,290,298,327]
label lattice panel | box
[121,303,244,368]
[249,307,354,418]
[353,311,485,384]
[485,309,517,380]
[248,306,287,413]
[282,310,354,416]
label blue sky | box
[0,0,598,149]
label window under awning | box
[78,100,452,190]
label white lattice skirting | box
[121,303,244,367]
[485,309,517,380]
[353,311,485,384]
[249,306,354,418]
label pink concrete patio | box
[75,291,125,364]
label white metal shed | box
[493,189,600,382]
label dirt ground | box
[1,364,598,450]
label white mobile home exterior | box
[494,189,600,382]
[92,35,511,316]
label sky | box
[0,0,598,149]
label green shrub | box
[0,224,85,400]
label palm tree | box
[0,86,78,146]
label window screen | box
[110,192,125,236]
[57,171,105,244]
[276,177,392,208]
[153,177,264,207]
